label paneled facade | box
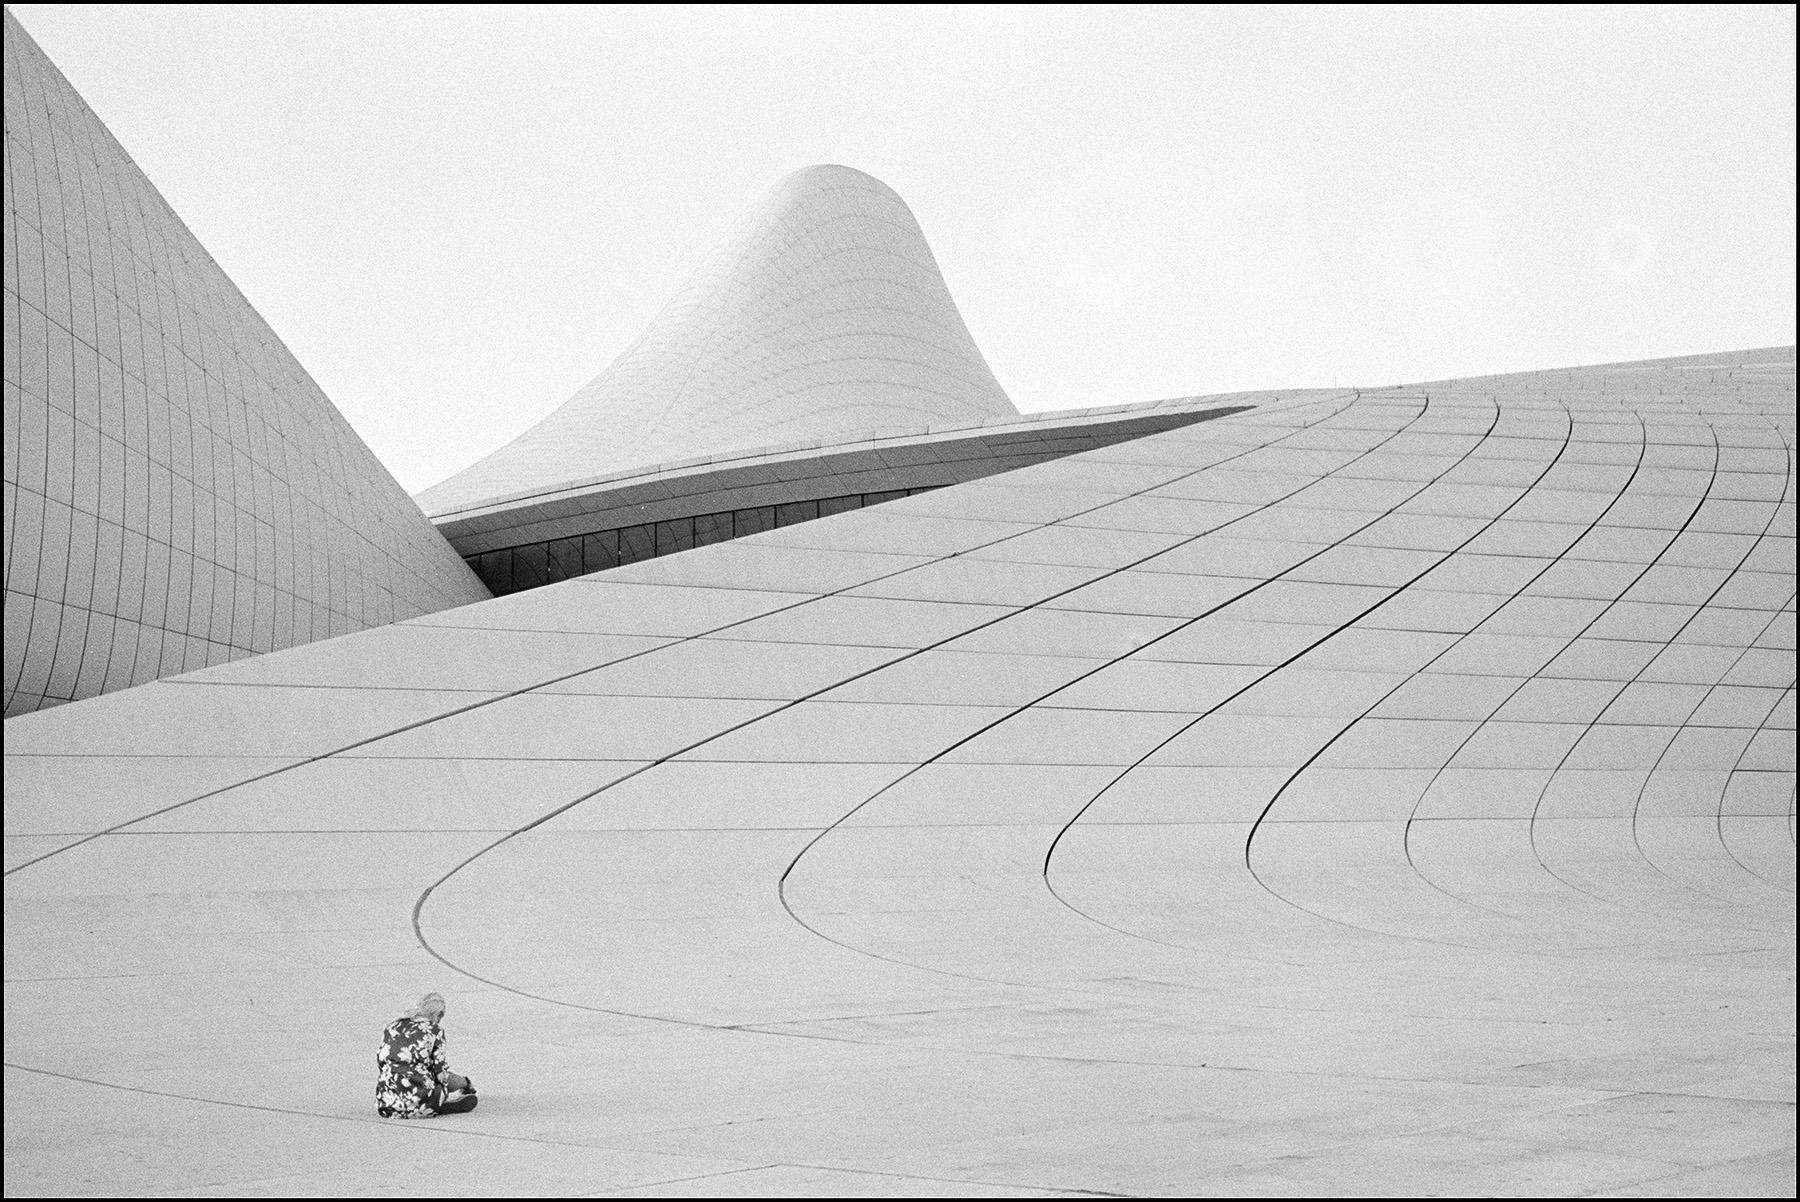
[417,164,1020,513]
[1,13,489,714]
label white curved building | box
[417,164,1019,513]
[1,9,1793,1197]
[1,13,489,715]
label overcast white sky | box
[12,4,1797,493]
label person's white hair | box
[407,992,447,1020]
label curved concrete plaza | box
[7,350,1796,1197]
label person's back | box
[375,992,476,1118]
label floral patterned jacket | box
[375,1015,457,1118]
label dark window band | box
[466,487,935,596]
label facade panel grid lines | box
[2,13,488,713]
[417,164,1021,514]
[4,350,1794,1195]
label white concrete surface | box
[5,350,1794,1196]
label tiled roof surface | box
[416,165,1018,513]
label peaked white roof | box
[419,165,1017,512]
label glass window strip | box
[473,488,917,594]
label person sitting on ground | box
[375,991,477,1118]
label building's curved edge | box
[435,396,1268,595]
[423,391,1282,523]
[2,11,490,715]
[415,164,1020,513]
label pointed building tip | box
[783,163,889,186]
[761,163,908,209]
[420,166,1016,511]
